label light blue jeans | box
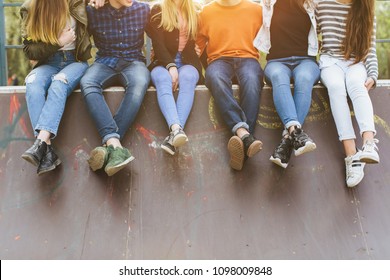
[80,59,150,144]
[265,56,320,134]
[151,53,199,129]
[25,51,88,138]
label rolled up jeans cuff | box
[285,121,301,131]
[232,122,249,135]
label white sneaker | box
[345,152,366,188]
[360,139,379,164]
[171,128,188,147]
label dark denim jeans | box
[205,57,264,134]
[80,60,150,144]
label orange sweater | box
[197,0,263,64]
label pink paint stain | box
[9,94,31,137]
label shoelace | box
[363,139,379,152]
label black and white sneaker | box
[161,134,176,155]
[269,136,293,168]
[241,134,263,157]
[291,126,316,156]
[345,151,365,187]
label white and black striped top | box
[316,0,378,81]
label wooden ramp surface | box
[0,83,390,260]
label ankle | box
[170,124,181,131]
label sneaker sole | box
[228,136,245,171]
[161,144,175,155]
[172,134,188,148]
[247,140,263,157]
[295,141,316,156]
[21,153,39,167]
[269,156,288,168]
[359,154,380,164]
[105,156,135,176]
[37,159,62,176]
[88,148,108,171]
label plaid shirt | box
[87,1,150,68]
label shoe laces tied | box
[363,138,379,152]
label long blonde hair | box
[26,0,69,45]
[156,0,200,40]
[343,0,375,63]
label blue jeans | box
[25,51,88,138]
[151,53,199,129]
[80,60,150,144]
[205,57,264,134]
[264,56,320,132]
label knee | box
[179,69,198,85]
[294,73,313,87]
[323,79,345,95]
[53,73,69,85]
[266,69,288,85]
[131,72,150,89]
[80,75,101,94]
[205,69,227,88]
[346,78,366,94]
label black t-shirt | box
[267,0,312,60]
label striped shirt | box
[87,1,150,68]
[316,0,378,81]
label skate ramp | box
[0,82,390,259]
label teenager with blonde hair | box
[254,0,319,169]
[20,0,91,175]
[317,0,379,187]
[148,0,202,155]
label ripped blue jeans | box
[25,51,88,138]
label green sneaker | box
[104,146,135,176]
[87,146,109,171]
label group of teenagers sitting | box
[19,0,379,188]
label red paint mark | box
[187,191,195,198]
[71,144,83,154]
[202,196,208,201]
[135,124,157,144]
[9,94,30,137]
[14,235,21,241]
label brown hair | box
[343,0,375,63]
[26,0,69,45]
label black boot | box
[21,139,47,166]
[37,145,61,175]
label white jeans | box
[320,58,376,141]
